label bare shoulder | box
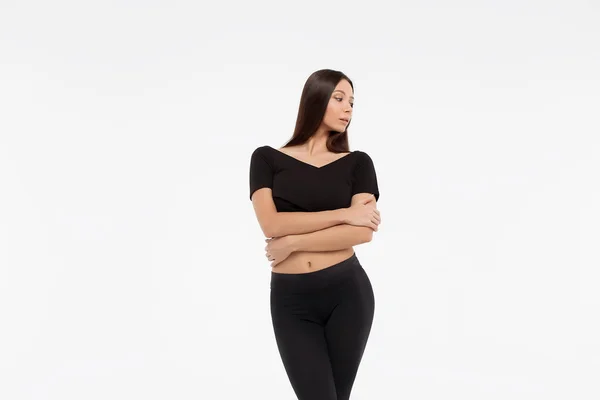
[277,145,298,155]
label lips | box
[340,118,349,123]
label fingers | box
[363,194,376,204]
[372,216,381,231]
[363,211,381,230]
[372,209,381,221]
[366,203,379,213]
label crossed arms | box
[251,189,379,252]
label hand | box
[264,236,295,268]
[344,195,381,231]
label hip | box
[270,250,368,294]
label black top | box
[249,145,380,212]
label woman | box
[249,69,381,400]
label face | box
[321,79,354,133]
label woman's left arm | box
[286,224,373,252]
[268,192,378,255]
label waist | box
[272,248,355,274]
[270,252,361,293]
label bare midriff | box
[271,247,355,274]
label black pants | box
[270,252,375,400]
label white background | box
[1,0,599,399]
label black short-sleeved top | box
[249,145,380,212]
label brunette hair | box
[282,69,353,153]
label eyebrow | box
[332,90,354,100]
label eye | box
[334,97,353,107]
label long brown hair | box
[282,69,354,153]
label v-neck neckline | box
[267,145,355,169]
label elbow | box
[262,227,274,238]
[263,214,281,238]
[362,228,374,243]
[258,215,279,238]
[263,223,278,238]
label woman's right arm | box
[251,188,348,238]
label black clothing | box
[270,253,375,400]
[248,145,380,399]
[249,145,380,209]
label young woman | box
[249,69,381,400]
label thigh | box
[324,267,375,400]
[271,292,338,400]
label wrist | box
[287,234,302,253]
[336,208,349,225]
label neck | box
[304,131,330,155]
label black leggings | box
[270,252,375,400]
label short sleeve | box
[249,146,274,200]
[351,151,380,201]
